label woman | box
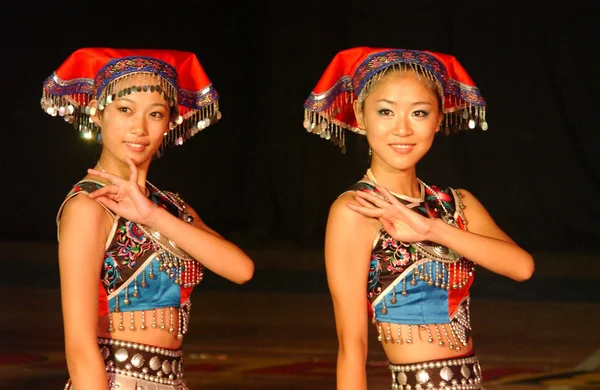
[302,47,534,390]
[42,48,255,390]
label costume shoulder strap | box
[162,190,186,209]
[337,180,376,199]
[448,187,468,230]
[56,180,116,240]
[146,182,186,217]
[424,185,467,230]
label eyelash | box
[117,106,165,118]
[377,109,429,117]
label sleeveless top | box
[347,176,475,352]
[56,180,203,339]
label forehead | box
[369,71,438,98]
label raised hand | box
[347,186,433,243]
[87,157,157,225]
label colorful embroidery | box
[353,50,446,96]
[94,56,179,99]
[368,232,417,298]
[102,253,121,293]
[114,221,153,267]
[351,181,459,300]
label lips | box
[389,143,415,153]
[124,141,150,152]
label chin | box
[385,156,422,171]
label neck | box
[367,166,421,199]
[96,156,149,189]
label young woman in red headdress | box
[303,47,534,390]
[43,48,255,390]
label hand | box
[87,157,157,225]
[347,185,433,243]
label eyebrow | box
[375,99,433,106]
[117,97,169,108]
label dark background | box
[1,3,599,255]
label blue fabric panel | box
[373,271,449,324]
[108,259,181,312]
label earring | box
[368,147,372,156]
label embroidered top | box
[56,180,203,338]
[347,178,475,350]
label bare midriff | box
[97,307,184,350]
[379,323,473,364]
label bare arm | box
[87,159,254,285]
[325,193,375,390]
[58,195,112,390]
[428,189,534,281]
[146,204,254,284]
[350,187,534,282]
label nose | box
[394,114,413,136]
[129,115,148,136]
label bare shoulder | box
[62,192,107,217]
[326,191,379,251]
[456,188,513,241]
[455,188,493,218]
[59,193,111,235]
[327,191,367,226]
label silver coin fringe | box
[303,62,488,153]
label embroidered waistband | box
[98,337,184,386]
[389,355,482,389]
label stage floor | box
[0,240,598,389]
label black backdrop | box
[1,3,599,254]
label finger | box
[93,196,119,211]
[88,185,119,199]
[354,195,378,208]
[375,186,417,216]
[378,217,397,237]
[355,189,391,208]
[375,186,403,206]
[88,168,124,184]
[346,202,383,218]
[125,156,139,184]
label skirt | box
[64,337,189,390]
[388,354,484,389]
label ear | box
[435,114,443,133]
[353,99,366,130]
[88,100,101,126]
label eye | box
[412,110,429,117]
[150,111,167,119]
[378,108,393,116]
[118,106,132,114]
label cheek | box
[149,122,168,140]
[415,119,439,137]
[364,115,394,134]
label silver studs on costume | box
[389,355,483,389]
[99,337,185,386]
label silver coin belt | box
[98,338,184,385]
[389,355,483,390]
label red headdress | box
[303,47,487,152]
[41,48,220,158]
